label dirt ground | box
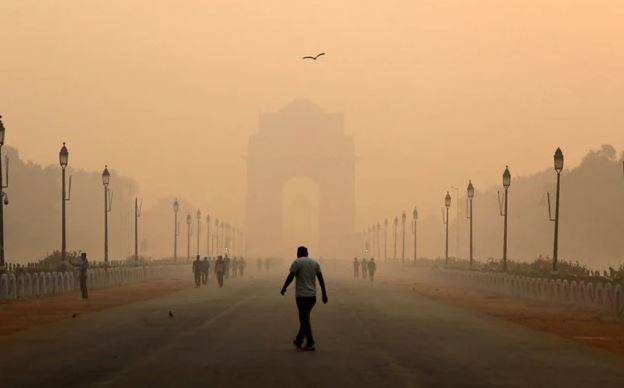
[409,280,624,357]
[0,279,190,336]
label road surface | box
[1,267,623,387]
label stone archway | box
[245,100,355,258]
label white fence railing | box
[430,268,624,317]
[0,265,177,301]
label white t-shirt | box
[289,256,321,297]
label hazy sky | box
[1,1,623,230]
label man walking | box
[215,256,226,288]
[361,258,368,280]
[224,255,231,278]
[238,257,246,277]
[231,257,239,278]
[368,258,377,282]
[192,256,202,288]
[280,246,328,351]
[353,257,360,279]
[201,257,210,285]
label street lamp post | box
[186,214,192,260]
[196,209,201,257]
[498,166,511,272]
[443,192,451,264]
[0,116,8,272]
[215,218,220,255]
[222,222,227,253]
[393,216,398,261]
[206,214,211,257]
[384,218,388,261]
[173,200,179,260]
[401,212,406,264]
[371,225,375,258]
[550,148,564,272]
[467,181,475,268]
[364,227,368,258]
[102,166,111,266]
[59,143,71,261]
[412,208,418,263]
[134,197,142,265]
[376,222,381,259]
[451,186,460,257]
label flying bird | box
[303,53,325,60]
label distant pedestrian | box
[353,257,360,279]
[70,252,89,300]
[368,258,376,282]
[361,258,368,280]
[215,256,226,288]
[201,257,210,285]
[232,257,239,278]
[280,246,328,351]
[224,256,231,278]
[239,257,246,277]
[192,256,202,288]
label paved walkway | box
[1,270,623,387]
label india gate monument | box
[245,100,355,258]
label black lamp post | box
[102,165,111,266]
[59,143,70,261]
[134,197,142,265]
[0,116,8,272]
[498,166,511,272]
[376,222,381,259]
[371,224,376,258]
[393,216,398,261]
[444,192,451,264]
[467,180,475,268]
[401,211,406,264]
[186,213,192,260]
[196,209,201,257]
[215,218,220,255]
[173,199,179,260]
[412,207,418,263]
[552,148,563,272]
[206,214,211,256]
[384,218,388,261]
[223,222,228,254]
[366,226,370,258]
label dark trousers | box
[217,272,224,287]
[79,276,88,300]
[194,274,201,287]
[295,297,316,346]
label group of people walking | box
[192,255,246,288]
[353,257,376,281]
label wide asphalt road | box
[1,266,624,388]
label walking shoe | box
[293,340,303,350]
[303,344,315,351]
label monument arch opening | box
[282,176,320,258]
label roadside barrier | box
[0,265,182,301]
[430,268,624,317]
